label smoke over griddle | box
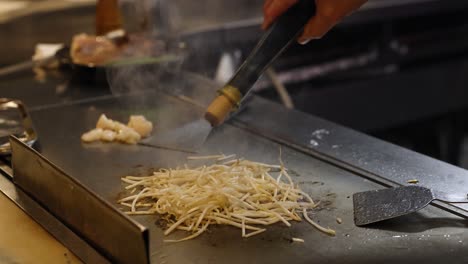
[107,0,186,97]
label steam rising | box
[104,1,246,152]
[107,62,165,96]
[105,40,188,107]
[108,0,185,99]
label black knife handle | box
[228,0,317,96]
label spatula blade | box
[353,186,434,226]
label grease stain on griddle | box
[258,226,296,244]
[154,215,172,230]
[314,192,338,211]
[114,190,127,204]
[209,241,218,248]
[287,169,301,177]
[316,200,335,211]
[201,224,297,248]
[298,180,324,186]
[128,166,158,176]
[113,166,159,206]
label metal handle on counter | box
[0,98,37,155]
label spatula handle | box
[433,190,468,203]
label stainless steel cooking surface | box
[233,97,468,216]
[7,84,466,263]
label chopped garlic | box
[101,130,117,142]
[82,114,152,144]
[96,114,126,131]
[115,128,141,144]
[128,115,153,138]
[81,128,103,142]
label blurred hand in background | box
[262,0,368,43]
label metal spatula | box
[353,185,468,226]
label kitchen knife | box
[143,0,317,152]
[205,0,317,126]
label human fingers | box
[298,0,368,43]
[262,0,298,30]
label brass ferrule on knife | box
[218,85,243,107]
[205,85,243,127]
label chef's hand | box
[262,0,368,43]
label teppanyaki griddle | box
[9,82,468,263]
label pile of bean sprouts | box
[118,154,336,242]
